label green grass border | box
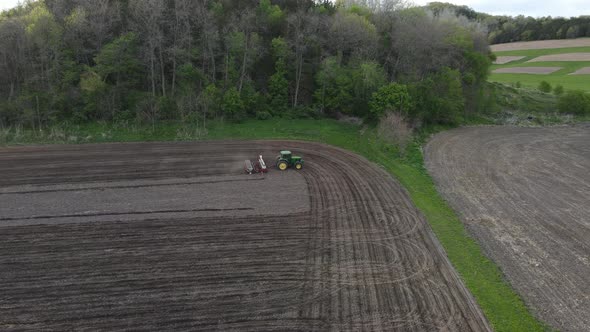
[0,119,547,331]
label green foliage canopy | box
[0,0,494,127]
[369,83,412,119]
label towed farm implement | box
[244,151,304,174]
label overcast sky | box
[0,0,588,18]
[412,0,589,18]
[0,0,16,11]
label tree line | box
[487,16,590,44]
[426,2,590,44]
[0,0,492,129]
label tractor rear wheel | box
[278,161,288,171]
[295,162,303,170]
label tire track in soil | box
[0,141,490,331]
[0,207,254,222]
[425,125,590,332]
[0,177,265,195]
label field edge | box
[424,125,589,332]
[0,119,548,331]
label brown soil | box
[0,141,490,331]
[0,173,310,226]
[570,67,590,75]
[492,67,562,74]
[425,125,590,332]
[527,53,590,62]
[494,56,525,64]
[491,38,590,52]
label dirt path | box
[0,141,490,331]
[425,126,590,332]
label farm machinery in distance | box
[276,150,304,171]
[244,151,304,174]
[244,155,268,174]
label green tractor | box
[276,150,304,171]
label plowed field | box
[490,38,590,51]
[0,141,490,331]
[492,67,562,74]
[425,126,590,332]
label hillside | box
[0,0,491,129]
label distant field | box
[493,67,561,74]
[528,53,590,62]
[491,38,590,52]
[494,56,525,64]
[490,46,590,92]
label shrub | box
[255,110,272,120]
[538,81,552,93]
[369,83,412,119]
[553,85,564,96]
[557,90,590,115]
[287,106,321,119]
[112,109,135,122]
[377,112,413,152]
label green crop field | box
[490,47,590,92]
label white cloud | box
[412,0,590,18]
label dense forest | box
[0,0,493,129]
[427,2,590,44]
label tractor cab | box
[280,150,292,161]
[276,150,304,171]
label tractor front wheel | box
[278,161,288,171]
[295,162,303,170]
